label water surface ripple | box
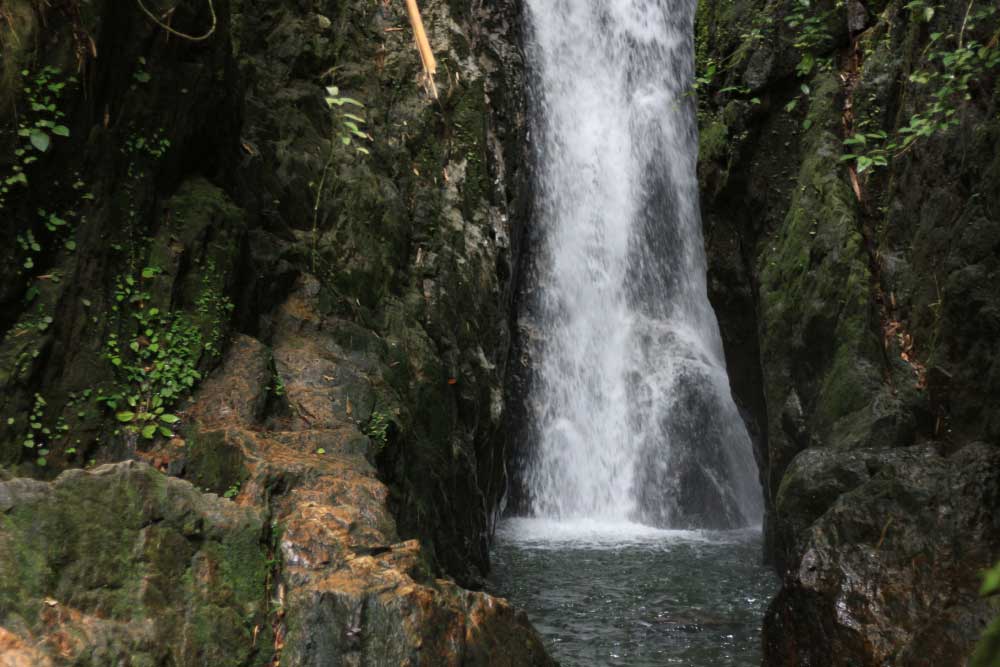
[490,519,778,666]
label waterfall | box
[521,0,763,529]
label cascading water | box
[493,5,776,667]
[492,4,777,663]
[521,0,762,529]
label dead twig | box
[404,0,437,99]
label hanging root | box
[135,0,216,42]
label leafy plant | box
[841,4,1000,174]
[1,66,74,210]
[311,85,371,271]
[14,175,90,273]
[195,259,235,356]
[323,86,370,155]
[784,0,843,77]
[694,60,719,92]
[903,0,939,25]
[99,266,232,442]
[124,128,171,161]
[362,410,392,450]
[133,57,152,84]
[18,393,67,467]
[840,130,892,174]
[269,373,286,398]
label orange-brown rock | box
[181,278,554,666]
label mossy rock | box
[0,461,272,666]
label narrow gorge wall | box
[696,0,1000,664]
[0,0,554,664]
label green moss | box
[0,464,271,664]
[0,512,51,624]
[216,522,270,611]
[699,119,730,164]
[758,70,881,450]
[148,178,245,310]
[184,429,248,495]
[450,78,489,213]
[816,345,873,425]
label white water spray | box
[522,0,762,529]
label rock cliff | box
[0,0,553,663]
[696,0,1000,663]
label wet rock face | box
[696,0,1000,663]
[764,443,1000,666]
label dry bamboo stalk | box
[404,0,438,99]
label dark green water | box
[489,519,778,666]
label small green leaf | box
[982,563,1000,596]
[52,125,70,137]
[159,414,180,424]
[116,411,136,423]
[141,267,158,279]
[30,131,50,152]
[316,448,326,455]
[141,424,158,439]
